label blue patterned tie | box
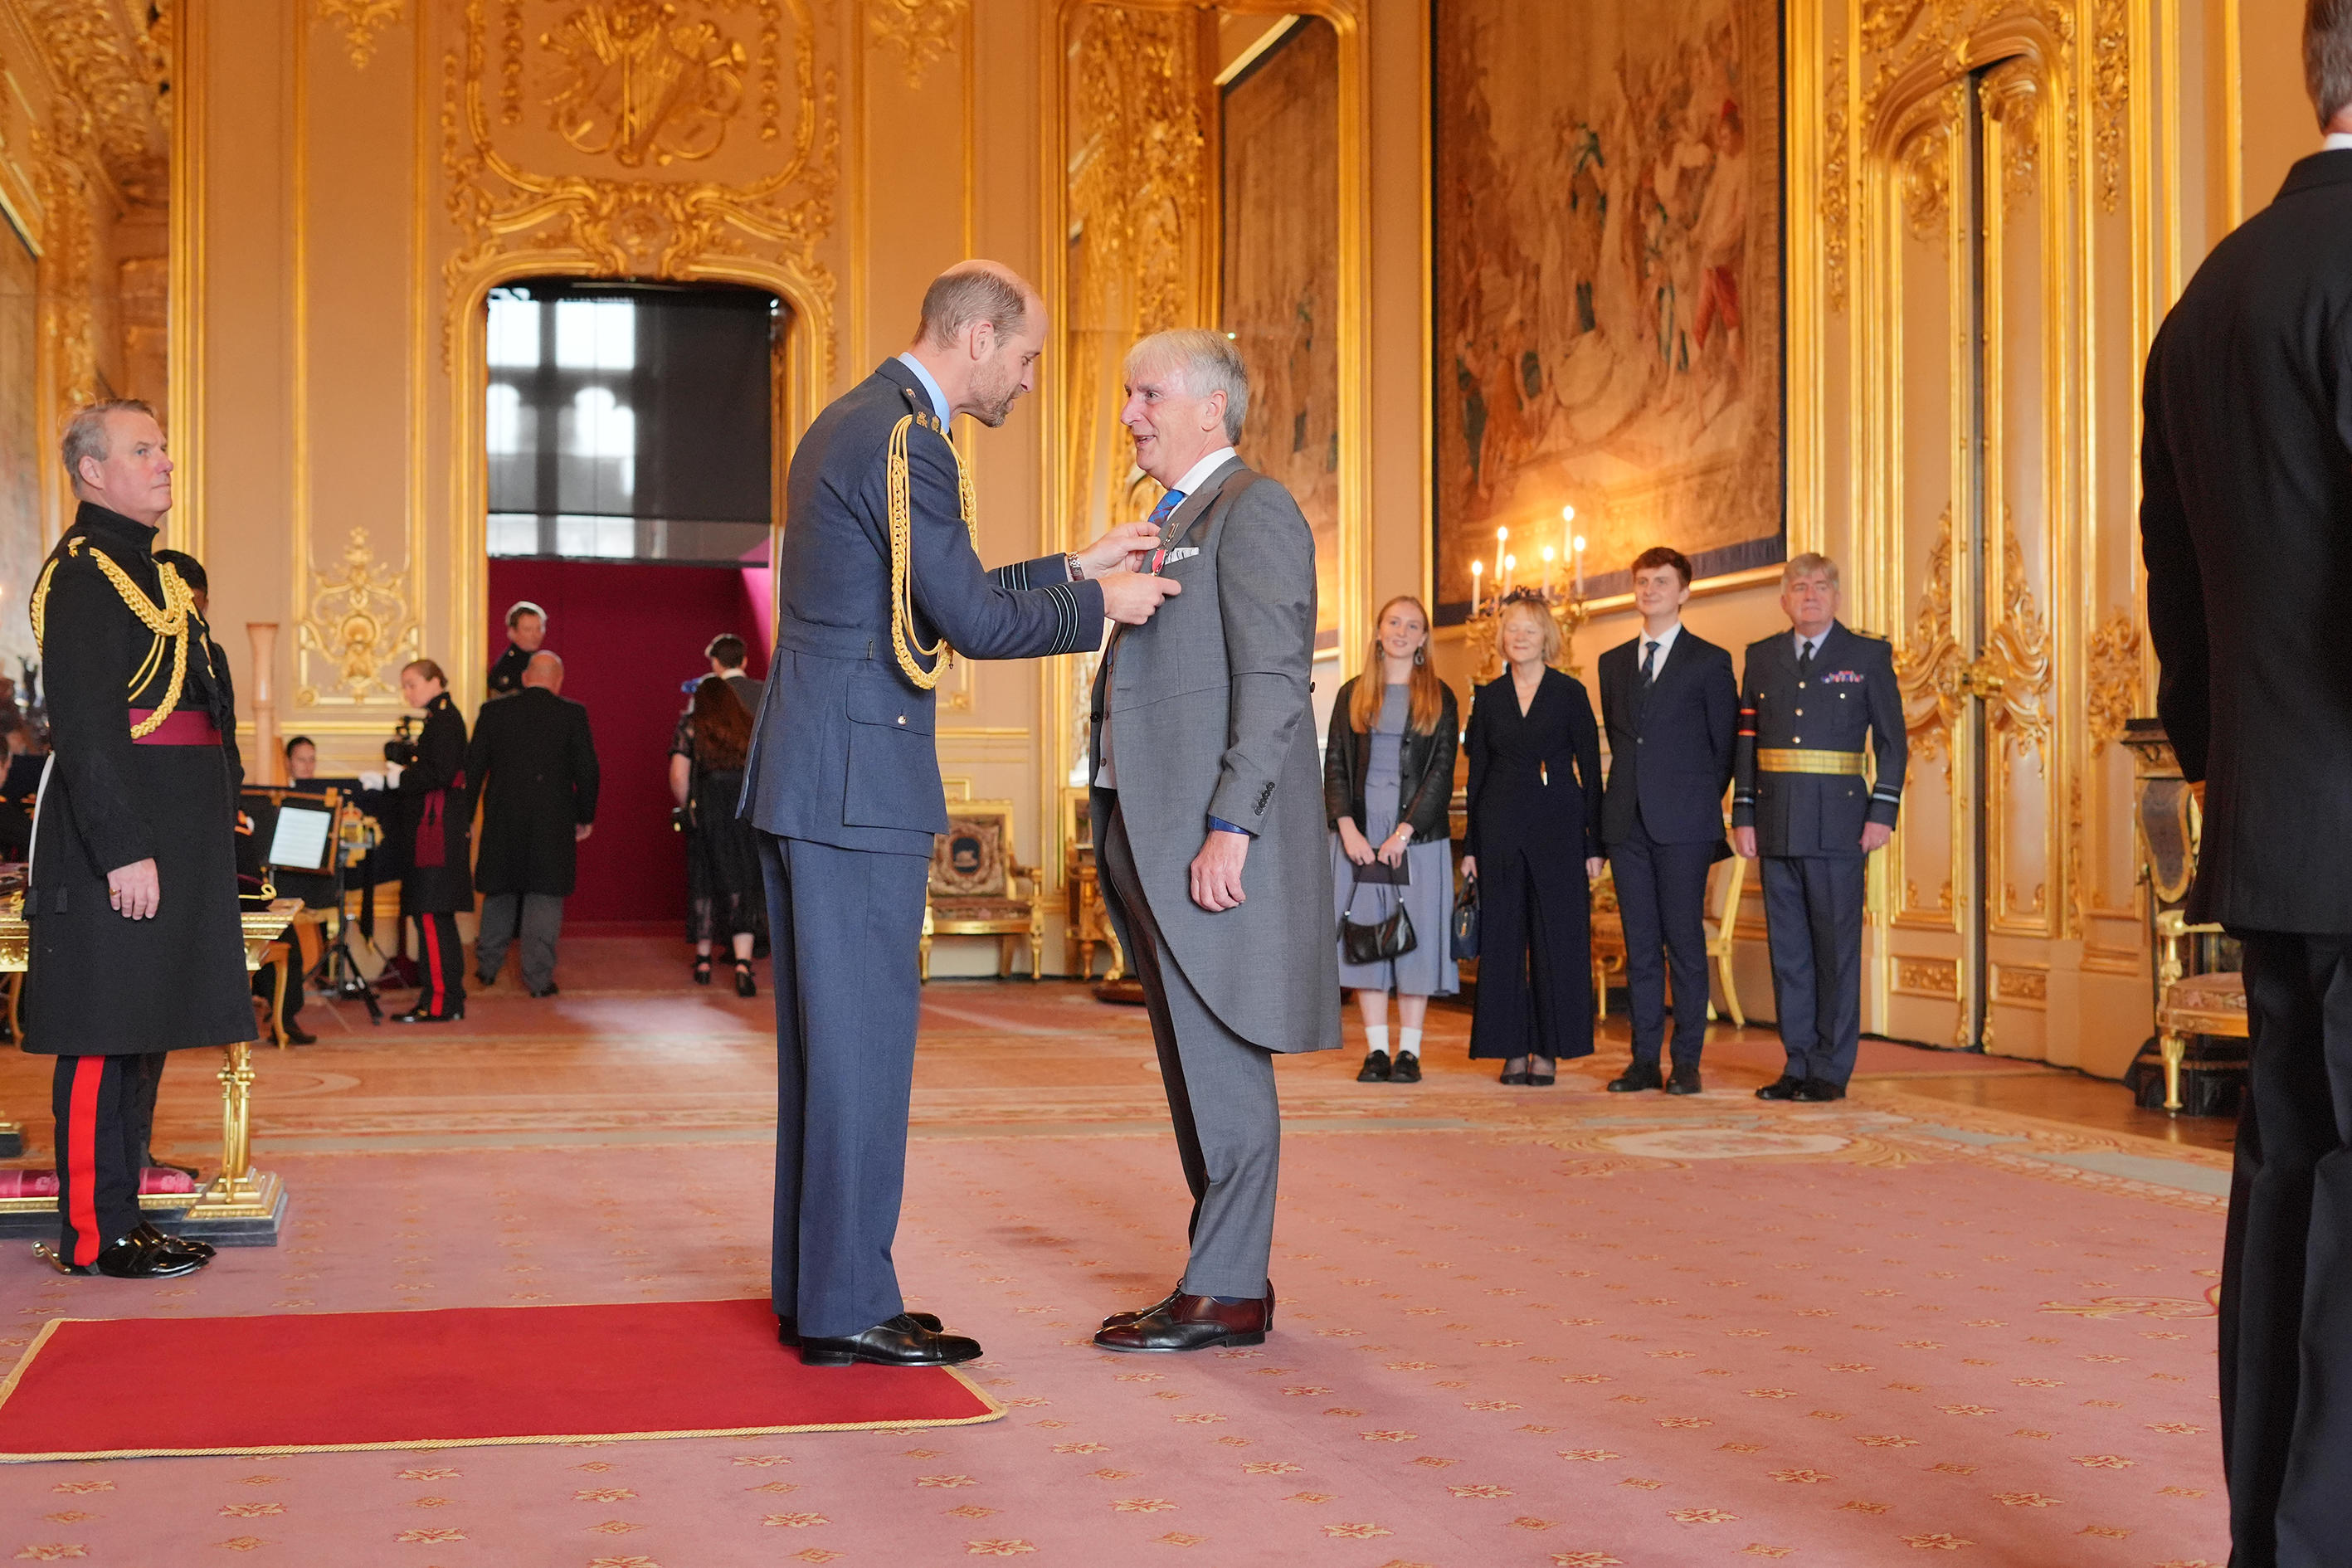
[1149,489,1187,532]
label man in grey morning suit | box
[1088,329,1340,1355]
[1730,553,1906,1103]
[741,262,1176,1368]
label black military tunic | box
[23,504,253,1056]
[1731,621,1906,1091]
[486,641,532,700]
[397,693,473,917]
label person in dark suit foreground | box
[1730,555,1904,1103]
[1598,546,1737,1095]
[740,261,1176,1368]
[24,401,243,1278]
[706,633,764,717]
[1458,594,1605,1084]
[2140,12,2352,1559]
[468,651,598,998]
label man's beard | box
[970,363,1021,427]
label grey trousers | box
[1096,797,1280,1300]
[761,831,930,1337]
[1759,853,1866,1086]
[477,892,565,993]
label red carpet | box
[0,1297,1000,1461]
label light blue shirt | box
[895,352,952,427]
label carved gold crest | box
[542,0,747,168]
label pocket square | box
[1151,546,1200,573]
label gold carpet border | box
[0,1307,1005,1464]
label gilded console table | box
[0,895,299,1241]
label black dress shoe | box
[1607,1062,1663,1093]
[529,984,559,998]
[1356,1049,1391,1083]
[281,1025,318,1045]
[1095,1293,1269,1353]
[733,960,757,999]
[390,1004,463,1024]
[1666,1065,1702,1095]
[1499,1067,1529,1085]
[1105,1280,1276,1332]
[39,1228,210,1278]
[1794,1078,1847,1102]
[1755,1074,1804,1100]
[799,1312,981,1367]
[1390,1052,1421,1083]
[130,1220,213,1261]
[779,1310,940,1346]
[1525,1059,1557,1087]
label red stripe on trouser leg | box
[420,916,446,1015]
[67,1056,105,1266]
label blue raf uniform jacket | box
[742,358,1104,857]
[1730,621,1906,859]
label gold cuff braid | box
[886,412,980,691]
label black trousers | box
[1609,827,1715,1069]
[120,1050,168,1172]
[1468,845,1593,1062]
[1759,853,1865,1086]
[51,1054,143,1264]
[2226,931,2352,1567]
[408,912,465,1017]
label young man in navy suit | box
[1596,547,1739,1094]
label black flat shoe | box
[1499,1069,1530,1085]
[390,1004,463,1024]
[693,957,713,986]
[529,984,559,998]
[37,1228,210,1278]
[281,1025,318,1045]
[1390,1053,1421,1083]
[1755,1074,1804,1101]
[799,1312,981,1367]
[1356,1049,1391,1083]
[1666,1065,1703,1095]
[733,960,757,999]
[1525,1062,1557,1087]
[779,1310,939,1346]
[1607,1063,1663,1093]
[1795,1078,1847,1102]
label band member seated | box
[24,400,249,1278]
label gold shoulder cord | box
[28,538,195,739]
[886,412,981,690]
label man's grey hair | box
[917,265,1031,350]
[1125,329,1250,444]
[1782,552,1840,589]
[2312,0,2352,128]
[61,399,157,488]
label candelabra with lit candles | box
[1462,504,1591,681]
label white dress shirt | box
[2325,132,2352,152]
[1093,445,1239,790]
[895,352,952,426]
[1636,620,1682,679]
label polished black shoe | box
[130,1220,213,1261]
[1356,1049,1391,1083]
[779,1310,939,1347]
[1499,1067,1530,1085]
[1666,1065,1703,1096]
[390,1004,463,1024]
[1105,1281,1275,1332]
[1607,1061,1663,1093]
[1525,1059,1557,1087]
[1390,1052,1422,1083]
[799,1312,981,1367]
[529,984,559,998]
[1095,1293,1268,1353]
[475,971,499,989]
[1755,1074,1804,1101]
[281,1024,318,1045]
[1794,1078,1847,1103]
[38,1227,210,1278]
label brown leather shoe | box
[1093,1293,1269,1353]
[1103,1280,1275,1332]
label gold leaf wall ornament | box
[31,119,102,429]
[543,0,747,168]
[20,0,171,199]
[1822,47,1850,314]
[295,528,422,704]
[500,0,528,124]
[2090,0,2126,212]
[317,0,405,69]
[1980,56,2039,210]
[441,0,838,373]
[2086,606,2140,750]
[1897,117,1952,243]
[1979,524,2053,762]
[866,0,967,90]
[1894,507,1961,776]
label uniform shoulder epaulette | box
[1848,626,1890,643]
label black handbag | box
[1451,872,1479,962]
[1340,874,1417,966]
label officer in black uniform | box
[485,601,546,699]
[1731,553,1906,1103]
[25,401,251,1278]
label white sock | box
[1366,1024,1390,1057]
[1397,1027,1422,1059]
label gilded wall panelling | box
[868,0,967,89]
[319,0,405,68]
[296,527,421,704]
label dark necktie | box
[1797,638,1815,682]
[1632,639,1658,723]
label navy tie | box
[1149,489,1187,532]
[1642,640,1659,685]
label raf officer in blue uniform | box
[742,261,1176,1368]
[1730,553,1906,1103]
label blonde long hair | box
[1350,595,1446,736]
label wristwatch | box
[1066,553,1086,582]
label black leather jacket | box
[1322,675,1459,845]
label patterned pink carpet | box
[0,1093,2228,1566]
